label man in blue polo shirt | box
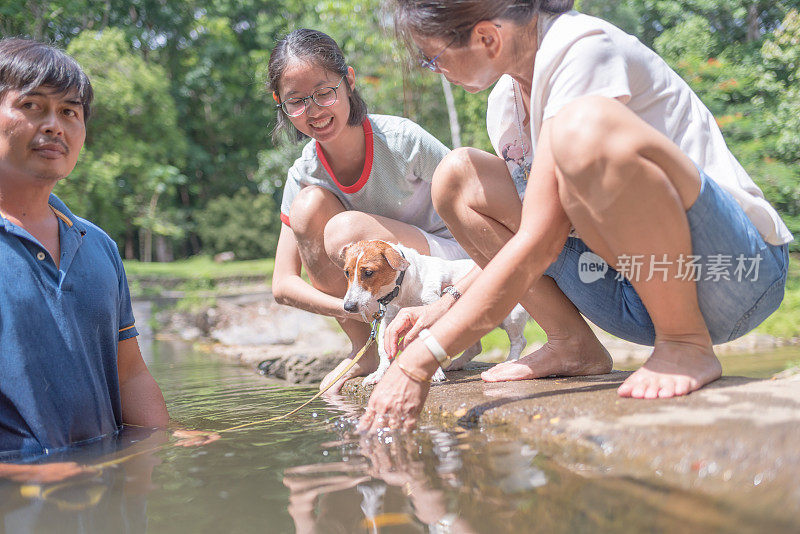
[0,39,207,480]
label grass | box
[479,320,547,360]
[124,256,274,298]
[124,256,274,279]
[753,253,800,340]
[127,252,800,348]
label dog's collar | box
[377,251,406,308]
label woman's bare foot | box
[319,346,379,394]
[618,340,721,399]
[481,335,612,382]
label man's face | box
[0,86,86,185]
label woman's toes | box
[657,379,676,398]
[643,383,660,399]
[674,378,692,396]
[617,379,635,397]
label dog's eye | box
[344,270,350,278]
[363,270,373,278]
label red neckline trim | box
[315,118,374,194]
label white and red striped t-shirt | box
[280,114,453,240]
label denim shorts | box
[543,167,790,346]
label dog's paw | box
[445,357,467,371]
[431,367,447,382]
[362,367,387,386]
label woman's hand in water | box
[358,340,438,432]
[383,298,452,360]
[172,430,221,447]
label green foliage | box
[193,188,281,260]
[654,16,716,63]
[762,10,800,163]
[5,0,800,266]
[755,255,800,339]
[55,29,188,258]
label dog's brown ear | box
[383,245,410,272]
[341,242,355,263]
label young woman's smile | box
[277,61,354,143]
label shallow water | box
[1,340,797,533]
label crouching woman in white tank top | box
[361,0,792,432]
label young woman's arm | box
[271,224,351,320]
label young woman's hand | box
[383,298,453,359]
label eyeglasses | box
[275,76,345,117]
[419,36,457,72]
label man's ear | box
[383,245,410,272]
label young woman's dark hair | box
[392,0,574,47]
[0,38,93,122]
[268,29,368,143]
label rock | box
[213,251,236,263]
[284,353,343,384]
[342,370,800,516]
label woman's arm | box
[271,224,351,320]
[360,120,571,431]
[414,119,570,363]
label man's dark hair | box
[0,38,93,122]
[268,29,368,143]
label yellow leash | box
[217,313,380,433]
[19,312,383,509]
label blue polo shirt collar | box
[0,194,87,286]
[0,194,86,235]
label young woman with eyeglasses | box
[268,29,468,392]
[359,0,792,432]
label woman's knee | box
[550,96,640,189]
[431,147,485,215]
[432,147,509,219]
[323,211,373,263]
[289,186,343,237]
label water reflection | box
[3,342,797,533]
[1,426,163,532]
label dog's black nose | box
[343,301,359,313]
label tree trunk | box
[155,236,173,262]
[440,75,461,148]
[747,3,760,42]
[125,226,135,260]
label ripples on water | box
[0,342,792,533]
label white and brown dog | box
[342,240,529,385]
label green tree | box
[194,188,280,260]
[56,28,187,260]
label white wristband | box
[418,329,451,367]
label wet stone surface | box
[342,366,800,523]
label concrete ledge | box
[342,367,800,520]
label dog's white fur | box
[342,241,529,385]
